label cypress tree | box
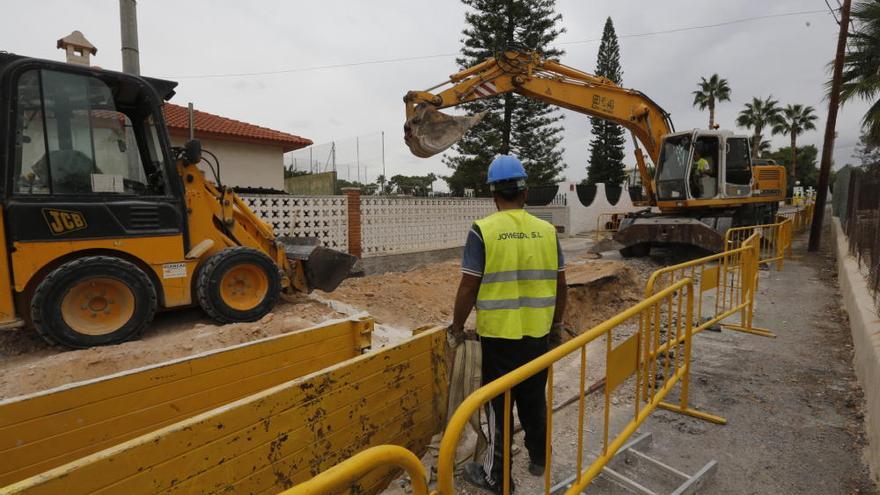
[585,17,626,186]
[443,0,566,196]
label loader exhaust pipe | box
[404,104,485,158]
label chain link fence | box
[841,167,880,314]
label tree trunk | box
[790,134,797,184]
[752,131,762,158]
[501,93,513,154]
[708,99,715,129]
[500,5,515,155]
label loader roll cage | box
[0,53,191,248]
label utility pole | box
[381,131,386,193]
[809,0,851,251]
[119,0,140,75]
[356,137,361,184]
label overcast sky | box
[2,1,869,189]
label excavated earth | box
[0,256,644,399]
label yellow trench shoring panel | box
[0,317,373,487]
[1,326,447,495]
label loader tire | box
[32,256,157,349]
[196,247,281,324]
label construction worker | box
[450,154,567,494]
[692,148,716,198]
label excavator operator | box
[691,147,716,199]
[450,154,567,493]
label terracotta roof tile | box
[162,103,312,152]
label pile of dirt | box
[562,260,643,334]
[0,297,344,399]
[0,257,645,399]
[327,258,643,338]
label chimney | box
[56,30,97,66]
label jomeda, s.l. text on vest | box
[495,231,545,241]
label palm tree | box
[839,1,880,144]
[772,104,818,182]
[758,139,773,157]
[692,74,732,129]
[736,96,783,158]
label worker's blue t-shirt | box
[461,223,565,277]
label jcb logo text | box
[42,209,87,235]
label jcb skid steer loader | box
[0,53,356,348]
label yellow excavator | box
[404,51,786,256]
[0,53,355,348]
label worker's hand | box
[549,322,576,348]
[447,324,466,345]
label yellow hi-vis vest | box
[474,209,559,339]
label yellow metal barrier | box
[777,202,814,234]
[594,212,626,242]
[0,317,373,487]
[646,233,773,339]
[724,219,792,270]
[280,445,428,495]
[435,278,723,495]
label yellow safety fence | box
[594,212,626,242]
[285,229,795,494]
[286,278,727,495]
[724,219,792,271]
[777,201,814,234]
[646,233,772,338]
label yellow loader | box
[0,53,356,348]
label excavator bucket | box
[404,104,486,157]
[280,237,358,292]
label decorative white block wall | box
[360,197,495,257]
[239,194,349,251]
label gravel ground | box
[439,224,878,494]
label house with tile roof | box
[163,104,312,191]
[55,31,312,192]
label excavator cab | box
[655,130,753,204]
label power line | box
[561,8,829,45]
[165,8,830,80]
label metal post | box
[119,0,140,75]
[809,0,851,251]
[332,141,336,173]
[187,103,194,141]
[356,137,360,184]
[309,147,313,173]
[381,130,386,194]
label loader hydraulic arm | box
[404,51,674,203]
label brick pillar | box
[342,188,362,258]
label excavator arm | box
[404,51,674,203]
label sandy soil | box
[0,255,644,399]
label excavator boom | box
[403,50,787,255]
[404,51,673,203]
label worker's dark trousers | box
[480,335,549,487]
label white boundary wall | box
[360,197,494,257]
[240,194,349,252]
[833,217,880,484]
[240,182,642,258]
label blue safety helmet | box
[487,155,528,191]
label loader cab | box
[654,130,753,204]
[0,54,185,244]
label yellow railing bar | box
[281,445,429,495]
[434,279,694,495]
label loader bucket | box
[280,237,358,292]
[404,103,486,157]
